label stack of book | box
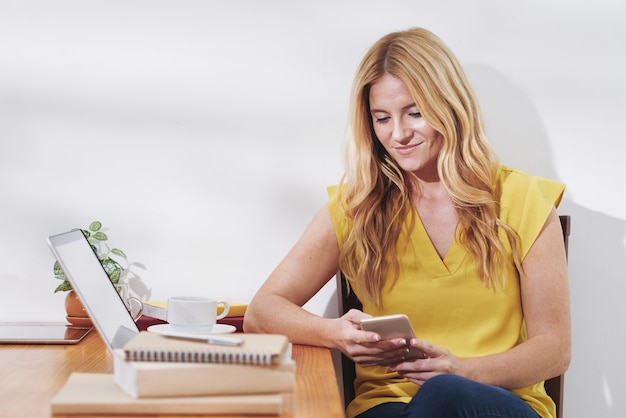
[51,331,295,415]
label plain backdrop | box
[1,1,624,416]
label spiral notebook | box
[122,331,290,365]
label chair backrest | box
[337,215,570,418]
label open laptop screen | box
[47,229,139,351]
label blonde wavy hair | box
[339,28,520,306]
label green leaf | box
[101,258,116,272]
[111,248,127,259]
[53,261,67,281]
[54,281,72,293]
[89,221,102,232]
[108,268,121,284]
[93,231,108,241]
[101,258,122,283]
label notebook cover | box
[123,331,289,365]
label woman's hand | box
[389,338,463,386]
[338,309,414,367]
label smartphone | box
[360,314,423,359]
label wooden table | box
[0,329,345,418]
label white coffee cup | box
[167,296,230,333]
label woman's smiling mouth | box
[394,143,420,155]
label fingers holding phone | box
[359,314,425,361]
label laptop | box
[47,229,140,351]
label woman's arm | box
[244,204,410,361]
[393,208,571,389]
[244,204,343,347]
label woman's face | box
[369,73,443,178]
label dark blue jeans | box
[355,375,540,418]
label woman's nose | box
[391,119,410,142]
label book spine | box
[125,349,274,365]
[52,372,284,415]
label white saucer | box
[147,323,237,335]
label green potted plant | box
[54,221,128,326]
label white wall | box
[1,1,624,416]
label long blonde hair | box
[339,28,520,306]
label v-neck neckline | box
[411,211,466,278]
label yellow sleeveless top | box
[327,166,565,418]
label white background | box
[1,1,624,416]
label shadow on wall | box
[468,63,626,416]
[324,64,626,417]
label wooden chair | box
[337,215,570,418]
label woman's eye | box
[409,111,422,118]
[375,116,391,123]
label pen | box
[160,331,244,346]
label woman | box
[244,27,570,418]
